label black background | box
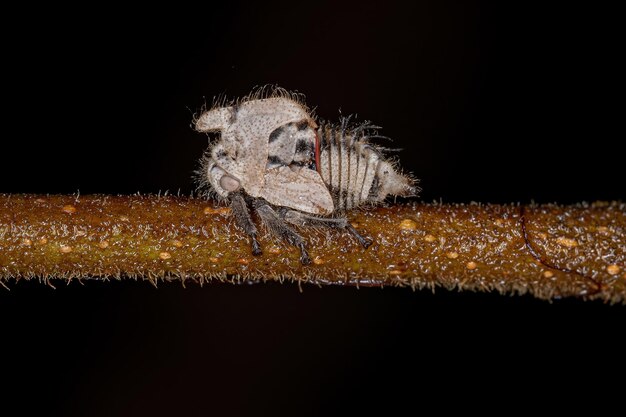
[1,2,623,415]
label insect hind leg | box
[345,223,373,249]
[254,199,312,265]
[229,191,262,256]
[279,209,373,249]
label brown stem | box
[0,195,624,303]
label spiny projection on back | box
[195,86,417,264]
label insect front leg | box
[229,191,262,256]
[279,208,373,249]
[253,199,312,265]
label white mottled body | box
[196,94,415,214]
[197,97,334,214]
[194,88,416,263]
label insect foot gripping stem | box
[195,86,417,264]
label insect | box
[195,87,417,264]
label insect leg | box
[229,191,262,256]
[279,209,373,249]
[345,223,373,249]
[253,200,312,265]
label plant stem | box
[0,195,624,303]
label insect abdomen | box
[318,122,384,210]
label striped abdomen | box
[317,120,415,211]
